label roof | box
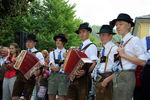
[136,15,150,19]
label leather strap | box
[120,37,133,70]
[81,43,94,52]
[104,46,115,73]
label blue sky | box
[69,0,150,26]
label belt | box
[121,70,135,72]
[99,72,113,79]
[93,72,113,83]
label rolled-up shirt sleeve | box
[86,44,98,61]
[132,37,148,61]
[36,52,45,65]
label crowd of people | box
[0,13,150,100]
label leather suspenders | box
[104,46,115,73]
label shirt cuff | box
[90,56,98,61]
[138,54,148,61]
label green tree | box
[0,0,34,18]
[0,0,83,50]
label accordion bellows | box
[14,50,41,80]
[64,49,93,81]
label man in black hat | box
[67,22,98,100]
[12,34,45,100]
[110,13,147,100]
[48,33,69,100]
[93,25,118,100]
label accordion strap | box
[120,37,133,70]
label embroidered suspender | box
[104,46,115,73]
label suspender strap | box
[81,43,94,52]
[104,46,115,73]
[32,51,39,54]
[122,37,133,47]
[53,51,56,61]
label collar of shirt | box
[103,41,114,49]
[56,48,66,53]
[27,47,38,53]
[101,41,115,56]
[122,32,134,44]
[82,39,92,49]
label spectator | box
[2,43,20,100]
[0,47,9,100]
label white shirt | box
[141,36,150,60]
[0,56,7,66]
[98,41,118,73]
[81,39,98,61]
[27,47,45,65]
[120,32,147,70]
[49,48,66,67]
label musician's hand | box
[101,77,109,87]
[55,67,61,71]
[76,70,85,78]
[118,46,125,57]
[63,52,68,58]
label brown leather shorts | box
[12,71,36,100]
[67,75,91,100]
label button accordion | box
[14,50,41,80]
[63,49,93,81]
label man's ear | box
[128,23,132,28]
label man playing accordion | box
[12,34,45,100]
[67,22,98,100]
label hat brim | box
[54,36,68,43]
[26,39,38,42]
[110,19,135,28]
[75,27,92,34]
[96,32,116,35]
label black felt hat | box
[54,33,68,43]
[26,34,38,42]
[97,25,116,35]
[110,13,135,28]
[75,22,92,34]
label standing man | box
[110,13,147,100]
[0,47,9,100]
[141,36,150,100]
[12,34,44,100]
[48,33,69,100]
[67,22,98,100]
[94,25,118,100]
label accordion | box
[14,50,41,80]
[63,49,93,81]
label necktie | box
[101,47,105,56]
[28,49,32,53]
[58,51,62,60]
[79,43,83,51]
[119,40,124,46]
